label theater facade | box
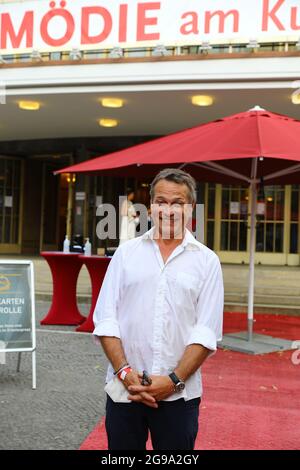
[0,0,299,265]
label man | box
[93,168,224,450]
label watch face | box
[176,382,185,392]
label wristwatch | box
[169,372,185,393]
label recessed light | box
[291,93,300,105]
[99,118,119,127]
[101,98,124,108]
[191,95,214,107]
[19,101,41,111]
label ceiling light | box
[291,93,300,105]
[191,95,214,107]
[101,98,124,108]
[19,101,41,111]
[99,118,119,128]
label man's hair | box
[150,168,197,204]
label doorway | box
[39,163,68,252]
[0,156,23,254]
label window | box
[256,186,284,253]
[290,185,299,254]
[220,186,248,251]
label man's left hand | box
[128,375,175,402]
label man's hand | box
[128,375,175,402]
[123,370,158,409]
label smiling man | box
[93,168,224,450]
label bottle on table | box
[84,238,92,256]
[63,235,70,253]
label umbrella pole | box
[248,180,257,342]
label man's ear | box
[187,202,195,213]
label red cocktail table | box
[40,252,86,325]
[76,255,111,332]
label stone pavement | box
[0,301,107,450]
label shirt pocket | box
[175,272,202,305]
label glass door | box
[0,157,23,253]
[220,186,248,252]
[39,162,61,251]
[255,186,284,253]
[289,185,300,265]
[204,183,298,265]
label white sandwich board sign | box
[0,260,36,389]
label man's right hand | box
[123,370,158,409]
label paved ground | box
[0,301,108,450]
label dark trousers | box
[105,395,200,450]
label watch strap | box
[169,372,180,386]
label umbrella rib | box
[263,163,300,182]
[191,161,251,183]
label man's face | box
[151,179,194,239]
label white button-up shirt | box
[93,227,224,402]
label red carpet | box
[80,313,300,450]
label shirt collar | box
[141,226,201,251]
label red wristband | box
[117,366,132,381]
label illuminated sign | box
[0,0,299,54]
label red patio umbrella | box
[56,106,300,182]
[56,106,300,353]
